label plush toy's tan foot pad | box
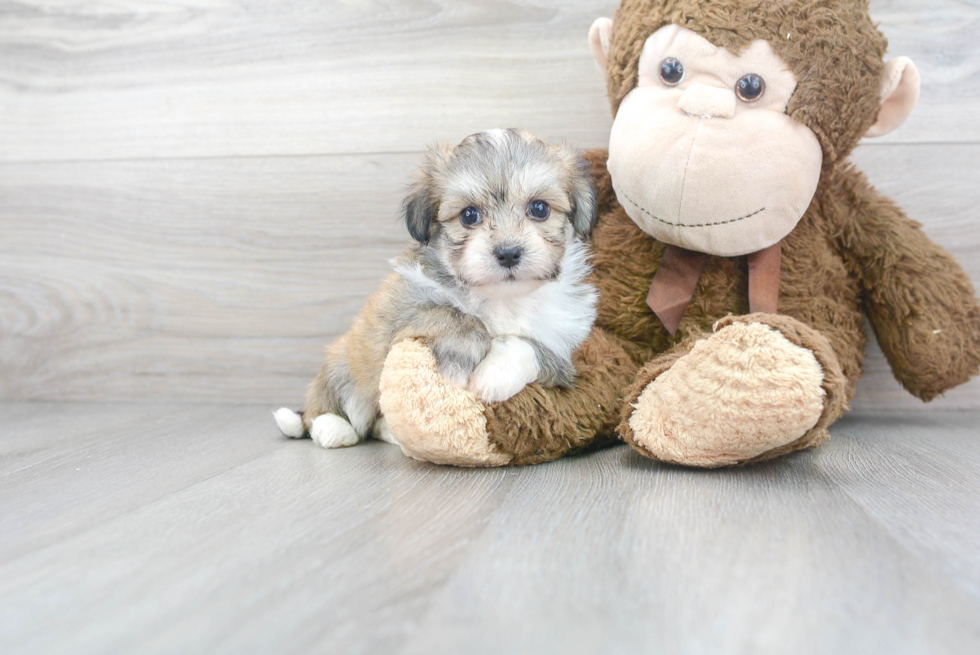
[627,320,827,467]
[379,338,511,467]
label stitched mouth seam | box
[621,189,765,228]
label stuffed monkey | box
[378,0,980,467]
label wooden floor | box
[1,402,978,654]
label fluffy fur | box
[376,0,980,468]
[625,320,826,466]
[276,129,599,448]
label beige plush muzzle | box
[606,26,824,258]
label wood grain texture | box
[0,0,978,163]
[1,143,977,407]
[1,1,978,407]
[1,402,978,654]
[0,402,285,562]
[0,154,417,401]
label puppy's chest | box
[473,282,586,346]
[477,296,549,339]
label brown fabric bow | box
[646,242,782,336]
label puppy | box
[275,128,598,449]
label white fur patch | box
[468,336,540,403]
[479,240,597,363]
[341,388,377,437]
[310,414,362,449]
[273,408,305,438]
[372,416,399,445]
[484,128,509,147]
[393,239,597,365]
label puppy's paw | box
[273,407,306,438]
[310,414,362,449]
[433,329,491,387]
[371,416,399,445]
[468,336,540,403]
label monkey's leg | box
[378,328,638,467]
[619,314,849,468]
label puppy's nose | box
[495,245,523,269]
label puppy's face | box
[404,129,596,298]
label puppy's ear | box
[565,149,598,238]
[403,179,437,244]
[403,145,451,244]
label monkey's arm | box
[378,327,639,467]
[482,328,639,465]
[832,165,980,400]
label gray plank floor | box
[1,403,978,654]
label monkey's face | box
[605,25,823,257]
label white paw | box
[371,416,399,445]
[468,336,539,403]
[273,408,305,438]
[310,414,362,449]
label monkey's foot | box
[379,338,512,467]
[620,314,846,467]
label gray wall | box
[1,0,978,409]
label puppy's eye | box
[736,74,766,102]
[659,57,684,86]
[460,207,482,228]
[527,200,550,221]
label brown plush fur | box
[479,142,979,466]
[379,0,980,467]
[484,327,638,465]
[479,0,980,466]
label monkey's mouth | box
[621,189,765,228]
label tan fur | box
[624,321,825,467]
[303,273,434,433]
[379,339,510,466]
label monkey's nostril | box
[495,246,523,269]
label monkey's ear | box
[568,155,598,238]
[589,18,613,78]
[403,178,437,244]
[865,57,920,138]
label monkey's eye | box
[659,58,684,86]
[736,74,766,102]
[460,207,482,227]
[527,200,550,221]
